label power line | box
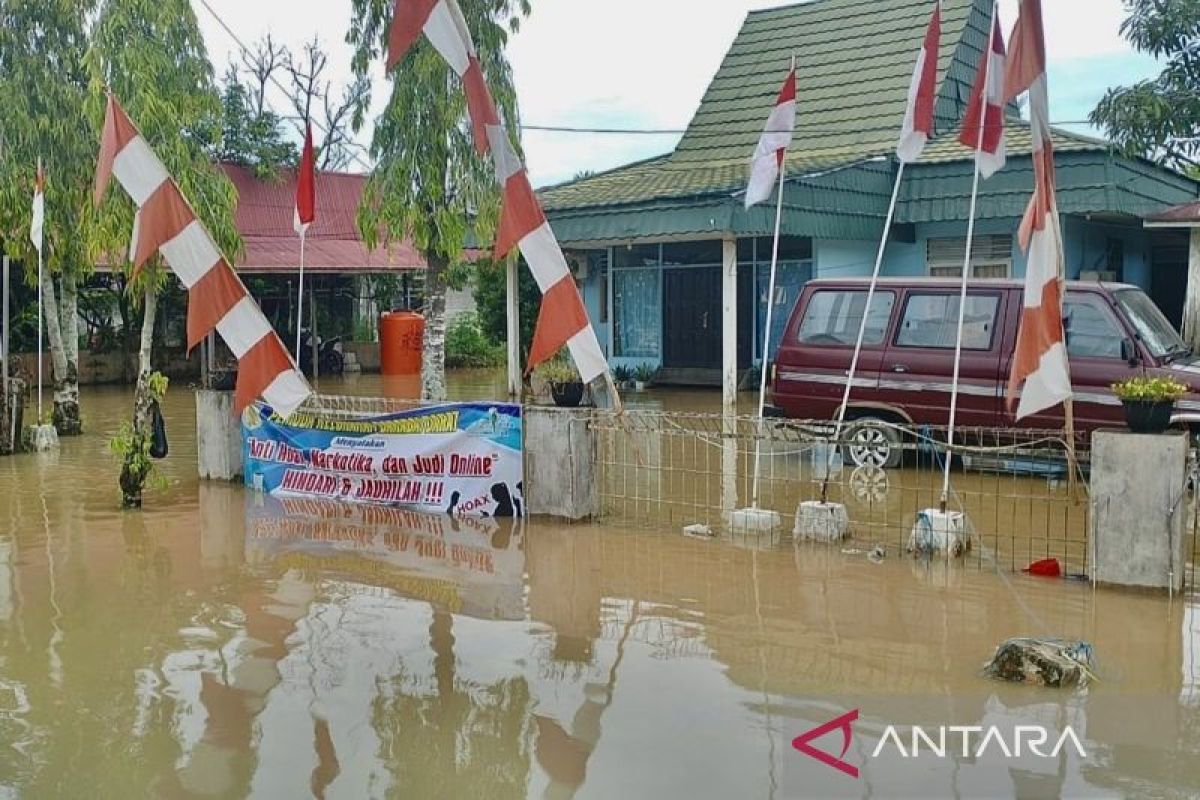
[195,0,375,173]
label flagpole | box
[295,231,306,362]
[37,245,43,424]
[818,160,907,504]
[751,54,795,510]
[941,0,997,513]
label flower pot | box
[1121,399,1175,434]
[551,381,585,408]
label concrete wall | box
[344,342,381,373]
[1090,430,1189,592]
[524,406,596,521]
[7,350,200,386]
[196,390,243,482]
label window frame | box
[926,235,1013,279]
[891,290,1003,352]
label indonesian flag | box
[897,2,942,163]
[94,94,311,418]
[745,68,797,209]
[958,9,1007,178]
[388,0,609,383]
[30,159,45,254]
[294,122,316,236]
[1003,0,1071,419]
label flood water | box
[0,373,1198,798]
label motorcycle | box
[298,330,345,376]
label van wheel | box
[844,418,903,469]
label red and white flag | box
[1003,0,1071,419]
[94,94,311,418]
[30,158,45,254]
[294,122,316,236]
[896,2,942,163]
[958,9,1007,178]
[388,0,609,383]
[745,67,797,209]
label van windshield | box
[1113,289,1190,360]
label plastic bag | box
[149,400,168,459]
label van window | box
[797,290,894,346]
[895,293,999,350]
[1064,300,1123,359]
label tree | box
[0,0,100,435]
[87,0,240,506]
[216,66,299,177]
[1091,1,1200,170]
[473,258,539,359]
[284,38,371,172]
[348,0,530,401]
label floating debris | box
[868,545,886,564]
[1023,558,1062,578]
[983,637,1096,688]
[683,523,716,539]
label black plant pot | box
[551,382,585,408]
[1121,399,1175,434]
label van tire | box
[843,417,903,469]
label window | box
[661,240,722,266]
[613,268,660,358]
[927,235,1012,278]
[895,293,1000,350]
[1064,300,1123,359]
[797,290,894,346]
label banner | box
[242,401,524,517]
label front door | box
[664,267,722,369]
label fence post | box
[525,406,596,521]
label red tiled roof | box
[221,163,426,274]
[1145,201,1200,227]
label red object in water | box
[379,311,424,376]
[1024,558,1062,578]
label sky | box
[194,0,1162,187]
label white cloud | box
[196,0,1155,186]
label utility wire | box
[195,0,375,173]
[521,120,1098,136]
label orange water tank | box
[379,311,424,376]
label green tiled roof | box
[538,0,1197,243]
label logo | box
[792,709,859,779]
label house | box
[222,164,476,341]
[539,0,1200,388]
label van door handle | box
[891,364,909,374]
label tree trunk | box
[421,253,449,402]
[38,268,69,427]
[54,272,82,435]
[119,288,158,509]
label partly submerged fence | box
[589,410,1099,575]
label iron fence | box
[590,410,1097,575]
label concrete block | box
[1091,431,1189,592]
[197,390,243,482]
[794,501,850,542]
[525,406,596,521]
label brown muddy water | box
[0,373,1197,798]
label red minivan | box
[772,278,1200,467]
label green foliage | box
[536,354,580,385]
[633,363,657,383]
[1112,375,1189,402]
[86,0,241,293]
[216,67,299,177]
[612,364,633,384]
[109,371,169,507]
[347,0,530,261]
[472,258,539,361]
[445,313,505,368]
[1091,1,1200,168]
[0,0,99,281]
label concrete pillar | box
[721,237,739,517]
[1090,430,1189,592]
[197,390,243,482]
[1184,228,1200,354]
[525,407,596,521]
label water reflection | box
[0,380,1197,796]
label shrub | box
[445,313,505,368]
[1111,375,1189,402]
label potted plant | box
[612,364,634,389]
[538,357,586,407]
[1111,375,1189,434]
[633,363,657,392]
